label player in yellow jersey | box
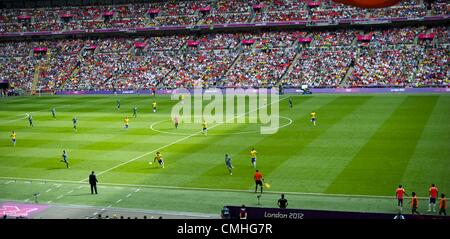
[250,148,257,168]
[124,116,129,129]
[202,120,208,136]
[150,151,164,168]
[310,111,317,126]
[10,131,16,147]
[152,101,157,113]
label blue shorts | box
[203,127,207,130]
[430,197,436,204]
[158,159,163,165]
[12,139,16,142]
[251,158,256,163]
[311,118,316,122]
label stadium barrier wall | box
[225,205,449,219]
[289,88,450,94]
[55,88,450,95]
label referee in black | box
[89,171,98,194]
[277,194,288,209]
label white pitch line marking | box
[3,105,72,123]
[4,114,29,123]
[126,194,132,198]
[116,199,122,204]
[56,195,64,200]
[4,181,14,184]
[107,205,112,208]
[0,176,423,200]
[80,96,288,182]
[24,198,30,202]
[46,189,52,193]
[150,116,293,136]
[134,189,140,193]
[67,190,74,194]
[78,185,83,189]
[47,201,52,204]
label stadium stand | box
[0,1,448,92]
[0,0,448,32]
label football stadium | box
[0,0,449,222]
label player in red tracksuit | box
[410,192,420,215]
[439,194,447,216]
[428,184,438,212]
[396,185,408,212]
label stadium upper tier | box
[1,26,448,91]
[0,0,448,33]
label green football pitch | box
[0,94,449,215]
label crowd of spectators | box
[267,0,307,11]
[431,2,449,16]
[414,45,449,87]
[155,15,199,26]
[284,50,355,87]
[216,0,252,13]
[164,49,239,88]
[38,54,79,91]
[0,41,32,56]
[367,5,426,18]
[313,30,356,47]
[0,1,447,33]
[252,31,299,48]
[56,39,85,55]
[0,56,36,90]
[430,26,449,43]
[310,7,366,20]
[0,27,448,92]
[347,47,421,87]
[224,47,296,88]
[197,34,241,50]
[254,10,308,22]
[97,38,133,53]
[370,27,421,45]
[145,35,187,51]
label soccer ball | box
[149,162,153,165]
[264,182,271,188]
